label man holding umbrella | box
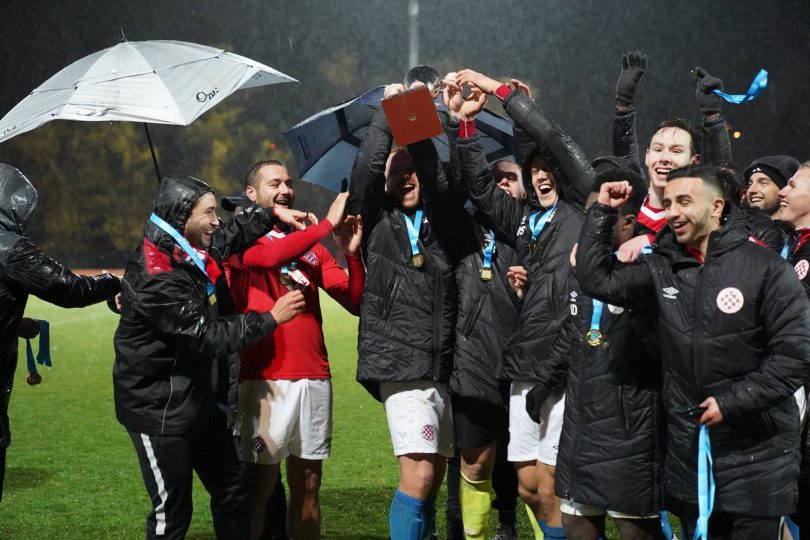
[113,175,308,539]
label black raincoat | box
[0,164,120,499]
[577,203,810,515]
[113,176,279,436]
[532,266,665,514]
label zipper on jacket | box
[691,259,708,397]
[617,385,630,431]
[568,300,590,501]
[432,268,442,381]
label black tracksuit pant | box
[128,410,247,539]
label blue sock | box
[538,519,548,535]
[390,489,425,540]
[543,525,567,539]
[422,495,436,537]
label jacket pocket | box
[616,385,630,431]
[461,296,485,336]
[381,279,401,320]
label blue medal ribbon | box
[481,229,496,273]
[780,230,807,260]
[404,210,423,259]
[25,320,52,376]
[712,68,768,104]
[693,425,715,540]
[149,213,215,296]
[269,229,298,278]
[528,202,558,245]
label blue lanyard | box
[585,299,604,346]
[149,213,215,296]
[712,68,768,104]
[404,210,423,257]
[693,425,715,540]
[482,229,496,271]
[528,203,558,244]
[781,229,808,259]
[25,320,52,379]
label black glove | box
[694,66,724,116]
[525,384,550,423]
[615,51,647,107]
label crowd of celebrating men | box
[0,49,808,540]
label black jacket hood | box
[145,175,213,253]
[0,164,38,234]
[743,155,801,189]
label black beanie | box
[743,155,801,189]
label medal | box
[412,253,424,268]
[585,329,602,347]
[25,371,42,386]
[280,272,292,287]
[209,292,217,306]
[480,267,492,281]
[527,239,537,253]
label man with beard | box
[578,165,810,539]
[113,175,308,539]
[745,156,800,218]
[225,159,364,540]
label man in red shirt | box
[226,160,364,540]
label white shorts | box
[508,382,565,465]
[560,499,659,520]
[379,380,455,458]
[238,378,332,465]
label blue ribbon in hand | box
[712,69,768,104]
[25,320,52,377]
[693,425,715,540]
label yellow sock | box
[525,502,544,540]
[459,472,493,540]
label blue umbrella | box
[282,86,515,192]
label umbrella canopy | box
[282,86,515,193]
[0,40,297,144]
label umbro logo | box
[569,291,578,300]
[662,287,679,300]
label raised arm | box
[693,67,732,165]
[576,182,656,308]
[346,88,397,231]
[612,51,647,170]
[455,69,592,209]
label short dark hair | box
[591,166,648,216]
[666,164,726,198]
[654,118,700,156]
[245,159,287,189]
[713,161,744,203]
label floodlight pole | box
[408,0,419,68]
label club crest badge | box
[716,287,744,314]
[795,260,809,280]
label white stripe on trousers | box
[141,434,169,536]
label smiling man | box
[577,164,810,539]
[225,160,364,540]
[745,155,801,218]
[113,175,308,540]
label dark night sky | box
[2,0,809,166]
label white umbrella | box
[0,39,298,178]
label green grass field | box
[0,295,677,539]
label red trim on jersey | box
[636,197,667,233]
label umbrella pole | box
[143,123,162,182]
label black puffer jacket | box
[0,164,120,450]
[407,125,520,408]
[533,266,664,514]
[578,203,810,515]
[113,176,279,436]
[348,110,457,401]
[455,91,590,383]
